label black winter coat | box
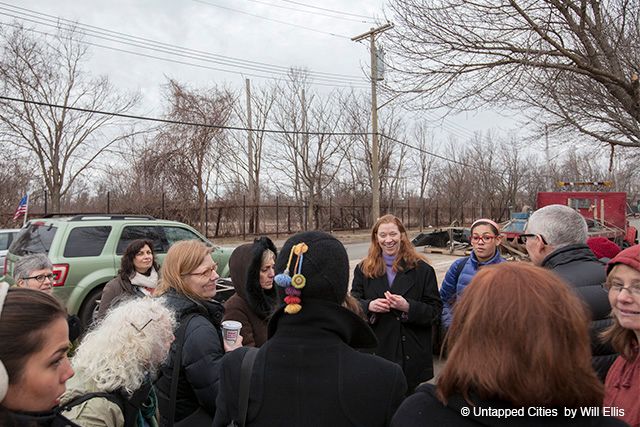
[391,383,629,427]
[156,289,225,423]
[351,259,442,392]
[541,244,617,380]
[213,300,407,427]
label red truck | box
[536,191,637,246]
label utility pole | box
[246,78,257,233]
[352,23,393,223]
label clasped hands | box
[369,291,409,313]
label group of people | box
[0,206,638,426]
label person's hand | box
[223,335,244,352]
[384,291,410,313]
[369,298,391,313]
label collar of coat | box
[267,299,378,349]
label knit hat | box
[274,231,349,312]
[607,244,640,274]
[587,237,621,261]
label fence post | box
[205,196,209,239]
[435,200,439,227]
[329,197,332,233]
[421,198,425,232]
[161,192,165,219]
[352,197,356,233]
[407,198,410,228]
[44,190,48,215]
[287,205,291,234]
[242,195,246,240]
[276,196,279,238]
[107,191,110,214]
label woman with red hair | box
[351,214,441,392]
[392,263,625,426]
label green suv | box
[3,214,234,326]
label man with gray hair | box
[523,204,615,380]
[14,253,55,294]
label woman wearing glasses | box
[439,219,505,329]
[13,253,83,342]
[154,240,242,426]
[351,214,442,393]
[602,245,640,426]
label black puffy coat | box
[213,300,407,427]
[351,260,442,392]
[156,289,225,423]
[541,244,617,380]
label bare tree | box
[0,24,139,212]
[228,82,277,233]
[270,70,348,229]
[158,79,235,233]
[385,0,640,149]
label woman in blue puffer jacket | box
[440,219,506,328]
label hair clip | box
[130,318,154,333]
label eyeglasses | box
[22,273,54,283]
[519,234,548,245]
[602,282,640,297]
[470,234,497,243]
[183,265,217,278]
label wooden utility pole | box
[246,78,258,233]
[352,23,393,223]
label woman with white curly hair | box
[60,297,176,427]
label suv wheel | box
[79,287,104,329]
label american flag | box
[13,194,28,220]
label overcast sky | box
[1,0,520,142]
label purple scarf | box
[383,253,397,286]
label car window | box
[9,223,57,255]
[0,232,17,251]
[164,226,207,247]
[63,226,112,257]
[117,226,167,255]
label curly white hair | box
[71,296,176,396]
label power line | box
[278,0,376,20]
[0,95,370,136]
[0,95,485,171]
[0,2,368,87]
[0,18,368,90]
[239,0,376,24]
[192,0,350,39]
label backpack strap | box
[453,256,468,282]
[236,348,258,427]
[163,312,198,427]
[61,391,128,423]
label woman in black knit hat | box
[213,231,407,427]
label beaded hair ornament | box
[274,242,308,314]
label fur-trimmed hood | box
[228,237,278,319]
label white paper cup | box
[221,320,242,343]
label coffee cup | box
[221,320,242,343]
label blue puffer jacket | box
[439,250,505,327]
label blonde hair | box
[70,297,176,396]
[156,240,212,300]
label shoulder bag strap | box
[237,347,259,427]
[164,313,197,427]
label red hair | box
[438,262,603,407]
[360,214,428,278]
